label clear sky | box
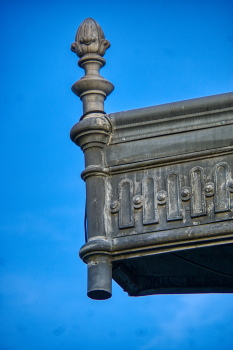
[0,0,233,349]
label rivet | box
[181,188,189,197]
[205,184,213,193]
[133,195,142,205]
[121,137,125,141]
[221,121,226,125]
[157,193,166,201]
[204,182,214,197]
[110,201,118,209]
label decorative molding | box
[108,146,233,175]
[81,166,109,181]
[109,161,233,230]
[79,239,112,263]
[107,92,233,144]
[70,115,111,149]
[190,167,206,217]
[214,162,231,212]
[167,172,182,221]
[118,179,134,229]
[142,177,158,225]
[111,221,233,262]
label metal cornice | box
[108,92,233,127]
[107,92,233,144]
[108,146,233,174]
[111,221,233,261]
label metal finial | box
[71,18,114,119]
[71,17,110,58]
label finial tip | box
[71,18,110,58]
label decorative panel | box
[190,167,206,217]
[214,163,231,213]
[108,157,233,238]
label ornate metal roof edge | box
[108,146,233,174]
[69,19,233,300]
[111,221,233,261]
[107,91,233,127]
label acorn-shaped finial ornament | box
[71,18,110,58]
[70,18,114,118]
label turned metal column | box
[70,18,114,299]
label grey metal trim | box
[108,146,233,175]
[107,92,233,144]
[111,220,233,261]
[108,92,233,128]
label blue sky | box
[0,0,233,349]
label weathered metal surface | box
[70,18,114,299]
[107,157,233,238]
[70,19,233,299]
[112,244,233,296]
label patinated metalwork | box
[70,18,233,300]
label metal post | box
[70,18,114,299]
